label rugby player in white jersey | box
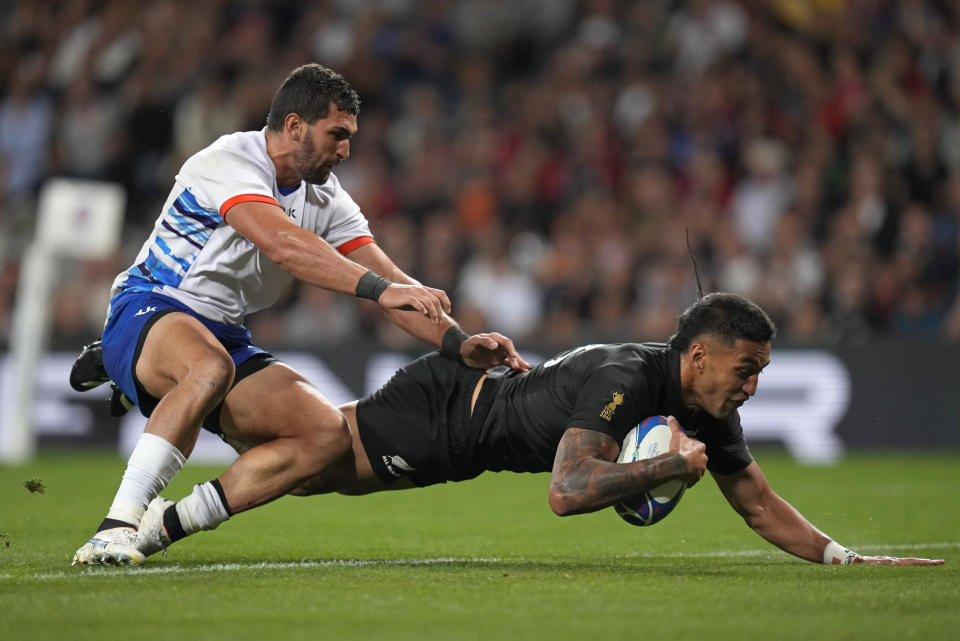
[71,64,529,566]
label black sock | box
[98,517,136,532]
[162,505,188,542]
[210,478,234,516]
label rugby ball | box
[613,415,687,526]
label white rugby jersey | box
[111,129,375,326]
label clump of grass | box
[23,478,46,494]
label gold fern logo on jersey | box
[600,392,624,421]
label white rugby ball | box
[613,415,687,526]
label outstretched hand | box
[378,283,452,323]
[461,332,530,372]
[852,555,944,566]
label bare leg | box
[213,362,355,512]
[133,381,419,560]
[136,313,237,455]
[289,401,416,496]
[73,313,235,566]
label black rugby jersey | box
[468,343,753,476]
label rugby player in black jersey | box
[137,292,943,566]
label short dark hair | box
[668,293,776,351]
[265,64,361,132]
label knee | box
[186,350,235,403]
[292,407,352,466]
[312,409,353,457]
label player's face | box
[691,338,770,420]
[293,103,357,184]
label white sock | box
[175,481,231,534]
[105,433,186,527]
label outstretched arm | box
[713,462,944,565]
[548,417,706,516]
[346,241,530,371]
[225,201,449,321]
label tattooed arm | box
[547,416,707,516]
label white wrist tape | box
[822,541,858,565]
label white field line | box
[3,542,956,581]
[623,540,960,559]
[6,557,504,581]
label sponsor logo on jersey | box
[135,306,158,317]
[381,454,416,478]
[600,391,624,421]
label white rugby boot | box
[136,496,174,558]
[72,527,145,566]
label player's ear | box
[285,113,304,140]
[688,342,706,373]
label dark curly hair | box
[667,293,776,351]
[266,63,361,132]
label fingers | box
[507,353,532,372]
[666,415,684,434]
[423,286,446,321]
[666,415,690,447]
[483,332,531,372]
[665,415,706,483]
[427,286,452,314]
[854,555,945,566]
[461,332,531,372]
[379,284,448,322]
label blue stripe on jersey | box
[162,219,204,250]
[172,201,220,232]
[122,265,158,286]
[175,190,222,227]
[125,249,183,288]
[117,276,160,293]
[118,189,222,293]
[168,190,220,248]
[154,235,193,273]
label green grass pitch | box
[1,449,957,641]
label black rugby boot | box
[69,338,110,391]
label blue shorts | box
[101,289,274,430]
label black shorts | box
[356,351,492,487]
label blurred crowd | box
[2,0,960,352]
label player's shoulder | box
[582,344,670,400]
[182,130,271,174]
[542,342,667,377]
[594,342,669,369]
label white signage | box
[739,351,850,464]
[36,178,125,259]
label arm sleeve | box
[565,365,648,443]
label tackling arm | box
[712,462,944,565]
[225,201,449,321]
[345,242,530,371]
